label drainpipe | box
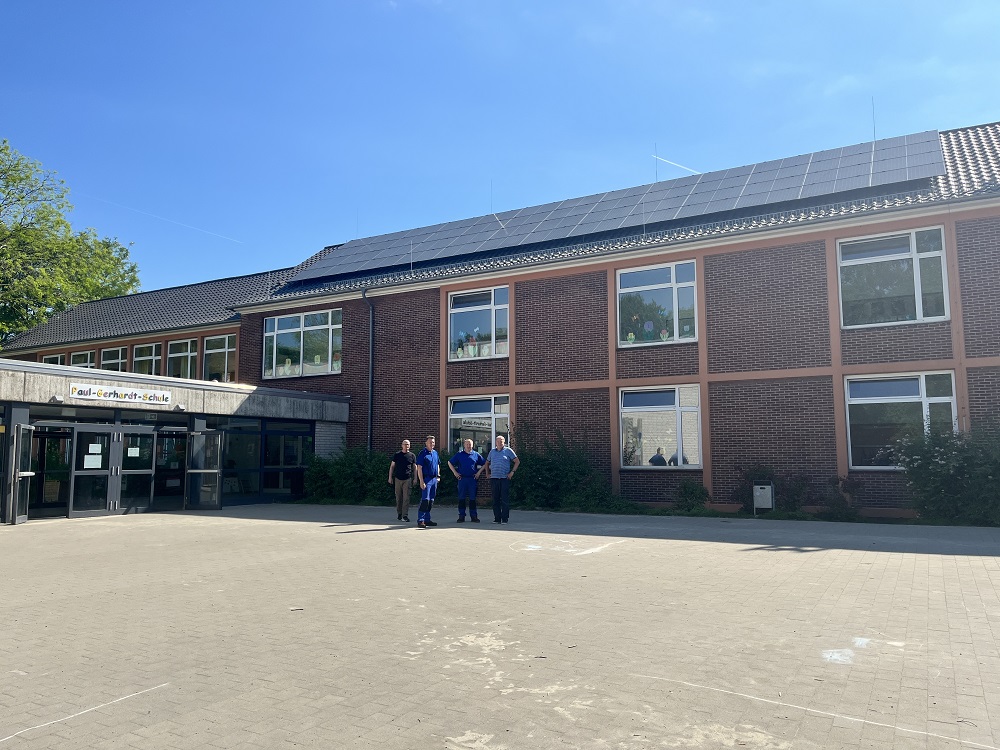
[362,288,374,451]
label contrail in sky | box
[76,192,244,244]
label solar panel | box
[290,130,946,284]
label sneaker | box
[417,521,427,529]
[471,517,481,523]
[492,520,501,524]
[501,520,509,524]
[426,521,438,527]
[457,517,466,523]
[403,516,410,522]
[397,514,402,521]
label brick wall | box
[841,321,953,365]
[515,272,609,385]
[515,388,612,482]
[704,241,831,373]
[967,366,1000,430]
[616,342,699,379]
[619,469,704,504]
[708,376,838,502]
[446,358,509,390]
[846,471,912,510]
[957,215,1000,359]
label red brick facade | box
[956,216,1000,359]
[515,388,612,482]
[704,241,831,373]
[446,358,509,390]
[619,469,705,504]
[847,472,912,510]
[841,322,953,365]
[616,342,699,379]
[967,366,1000,429]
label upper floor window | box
[167,339,198,379]
[100,347,127,371]
[41,354,66,366]
[839,227,947,328]
[264,310,342,379]
[846,372,956,468]
[617,261,696,347]
[70,351,95,368]
[133,344,162,376]
[449,287,508,361]
[620,385,701,468]
[204,335,237,382]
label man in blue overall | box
[448,438,486,523]
[415,435,441,529]
[486,435,520,525]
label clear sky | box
[3,1,998,291]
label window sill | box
[841,317,949,331]
[448,354,509,363]
[264,369,342,380]
[619,465,702,471]
[618,338,697,349]
[847,465,904,473]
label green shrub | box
[730,465,817,514]
[674,479,711,512]
[813,476,862,522]
[895,428,1000,526]
[305,446,393,505]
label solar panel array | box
[290,130,945,284]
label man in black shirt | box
[388,439,416,522]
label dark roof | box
[3,267,297,352]
[258,122,1000,304]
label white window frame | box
[41,354,66,366]
[99,347,127,372]
[448,286,509,362]
[619,384,702,469]
[616,260,698,348]
[132,343,162,376]
[166,338,198,379]
[837,226,949,330]
[203,334,237,382]
[69,351,95,368]
[845,371,957,471]
[262,309,342,379]
[447,395,510,454]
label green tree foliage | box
[0,140,139,345]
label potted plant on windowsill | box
[626,332,636,344]
[331,352,342,373]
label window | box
[70,351,95,368]
[41,354,66,365]
[449,287,509,361]
[132,344,162,376]
[166,339,198,379]
[204,335,237,382]
[617,261,696,346]
[620,385,701,468]
[263,310,342,378]
[846,372,956,468]
[448,396,509,456]
[839,227,948,328]
[100,347,127,371]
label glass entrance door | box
[153,432,187,510]
[29,430,72,518]
[71,428,115,516]
[119,431,155,513]
[11,424,36,525]
[186,432,222,510]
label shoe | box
[398,514,402,521]
[471,517,481,523]
[417,521,427,529]
[426,521,438,527]
[501,520,508,524]
[457,517,466,523]
[492,520,501,524]
[403,516,409,522]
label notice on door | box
[83,455,103,469]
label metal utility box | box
[752,482,774,515]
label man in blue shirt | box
[415,435,441,529]
[448,438,486,523]
[485,435,520,524]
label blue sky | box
[3,1,998,291]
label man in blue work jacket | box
[448,438,486,523]
[415,435,441,529]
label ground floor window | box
[448,395,509,456]
[620,385,701,468]
[846,372,956,468]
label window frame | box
[262,309,342,379]
[447,286,510,363]
[447,395,510,455]
[837,225,949,330]
[41,354,66,366]
[616,259,698,348]
[845,370,957,471]
[619,384,702,469]
[166,338,199,379]
[132,343,162,376]
[203,334,237,382]
[69,351,96,368]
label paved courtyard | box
[2,505,1000,749]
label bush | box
[813,476,862,522]
[674,479,711,512]
[305,446,393,505]
[730,465,818,514]
[895,428,1000,526]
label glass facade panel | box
[302,329,330,375]
[448,287,509,361]
[848,402,923,466]
[120,474,152,511]
[73,475,109,512]
[840,234,910,261]
[122,434,155,471]
[925,373,953,398]
[919,257,945,318]
[928,402,955,434]
[620,266,671,289]
[848,378,921,399]
[622,390,675,409]
[617,260,696,345]
[915,228,943,254]
[840,259,916,326]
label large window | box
[70,351,95,368]
[448,396,509,456]
[41,354,66,365]
[132,344,162,376]
[166,339,198,379]
[100,347,127,371]
[204,335,237,382]
[263,310,342,378]
[839,227,948,328]
[620,385,701,468]
[617,261,696,346]
[449,287,509,361]
[846,372,956,468]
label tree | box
[0,140,140,346]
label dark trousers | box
[457,477,479,518]
[490,477,510,522]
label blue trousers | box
[418,478,438,522]
[490,477,510,522]
[457,477,479,518]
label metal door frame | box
[10,424,36,525]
